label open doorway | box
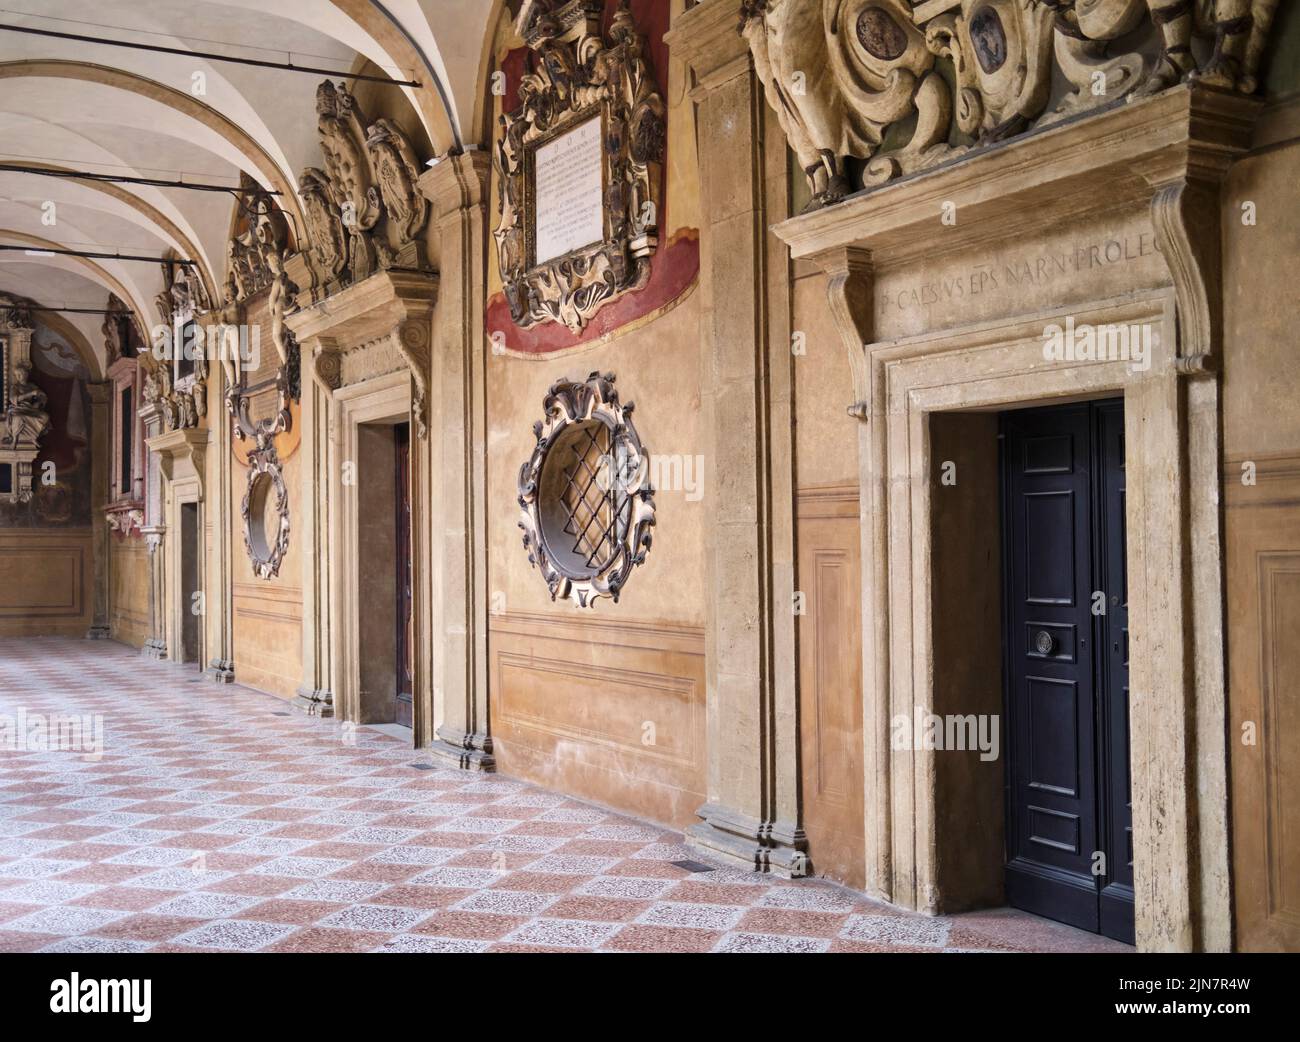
[356,420,412,727]
[179,501,201,665]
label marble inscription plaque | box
[532,116,604,265]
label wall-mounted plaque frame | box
[495,0,665,334]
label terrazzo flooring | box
[0,637,1129,953]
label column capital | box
[85,379,112,405]
[417,149,492,225]
[664,0,751,94]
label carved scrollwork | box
[517,370,656,608]
[494,0,666,333]
[740,0,1283,205]
[241,444,290,581]
[292,80,433,305]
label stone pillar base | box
[206,659,235,684]
[142,638,167,660]
[293,688,334,719]
[428,728,495,772]
[85,626,111,640]
[686,804,810,879]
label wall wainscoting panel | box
[796,485,865,888]
[1225,452,1300,951]
[0,528,91,637]
[490,611,706,828]
[109,536,150,649]
[233,581,304,699]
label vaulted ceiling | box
[0,0,502,375]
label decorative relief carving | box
[494,0,666,333]
[739,0,1282,208]
[105,506,144,536]
[517,371,656,608]
[241,442,290,580]
[294,80,433,305]
[1,297,49,504]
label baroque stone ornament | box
[739,0,1282,207]
[494,0,666,333]
[517,371,656,608]
[0,297,49,503]
[241,437,291,580]
[293,80,433,306]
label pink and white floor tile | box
[0,638,1129,954]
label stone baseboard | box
[293,687,334,718]
[686,803,810,878]
[427,727,495,772]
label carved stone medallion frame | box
[518,371,656,607]
[242,443,290,580]
[494,0,666,333]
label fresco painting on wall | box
[0,322,92,528]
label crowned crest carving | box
[494,0,666,333]
[739,0,1282,209]
[293,80,432,305]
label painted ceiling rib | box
[368,0,462,151]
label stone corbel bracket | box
[815,245,875,420]
[284,269,439,437]
[1149,178,1223,378]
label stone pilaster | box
[417,151,494,770]
[294,333,335,717]
[203,353,235,683]
[84,380,112,639]
[139,400,167,658]
[666,1,806,876]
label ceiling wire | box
[0,5,409,75]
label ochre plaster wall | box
[229,296,304,700]
[482,0,706,826]
[109,535,149,648]
[1221,96,1300,952]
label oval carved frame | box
[517,371,656,608]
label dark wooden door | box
[1094,401,1134,943]
[394,422,413,728]
[1001,398,1132,942]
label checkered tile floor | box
[0,638,1128,953]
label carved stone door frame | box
[859,292,1207,944]
[775,85,1257,951]
[285,269,437,742]
[331,370,412,727]
[147,427,208,668]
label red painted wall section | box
[489,0,699,354]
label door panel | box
[1095,401,1134,943]
[1003,404,1099,932]
[1002,399,1132,942]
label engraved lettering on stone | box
[533,117,605,265]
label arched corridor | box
[2,0,1298,966]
